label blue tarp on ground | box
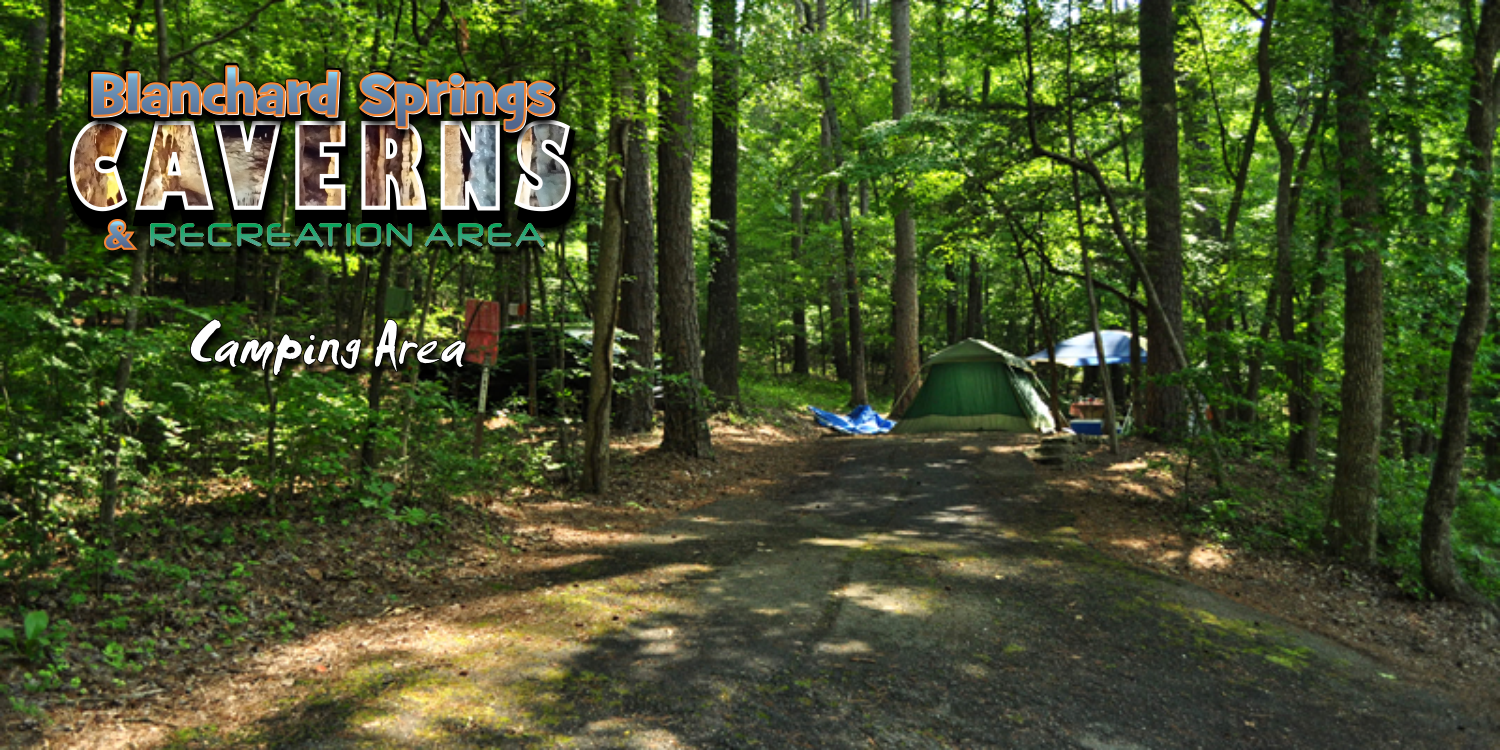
[1026,330,1147,367]
[808,404,896,435]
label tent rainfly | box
[892,339,1056,434]
[1025,329,1146,367]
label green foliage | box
[393,506,445,528]
[1452,480,1500,599]
[1377,458,1433,597]
[100,641,128,672]
[1186,454,1500,601]
[0,610,54,664]
[1373,459,1500,599]
[741,361,892,417]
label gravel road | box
[256,434,1495,749]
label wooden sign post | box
[464,300,501,458]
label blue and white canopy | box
[1026,330,1146,367]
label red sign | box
[463,300,501,365]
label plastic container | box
[1071,419,1105,435]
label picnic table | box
[1069,398,1108,420]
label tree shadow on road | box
[171,436,1492,749]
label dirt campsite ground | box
[12,428,1500,749]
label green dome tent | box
[891,339,1056,434]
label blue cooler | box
[1071,419,1105,435]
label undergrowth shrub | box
[1182,449,1498,603]
[740,361,889,416]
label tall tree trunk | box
[233,245,251,303]
[261,258,284,506]
[791,192,811,374]
[583,120,628,492]
[1292,205,1335,464]
[827,271,849,378]
[1066,2,1117,452]
[1259,0,1328,472]
[1129,274,1144,419]
[1016,234,1065,426]
[657,0,712,457]
[1400,34,1438,460]
[965,253,982,339]
[119,0,143,70]
[889,0,920,416]
[944,263,958,345]
[351,261,370,343]
[1239,307,1270,424]
[1275,194,1311,468]
[582,2,636,491]
[1138,0,1187,440]
[262,180,291,501]
[1326,0,1391,563]
[21,17,43,108]
[98,1,156,537]
[1420,0,1500,603]
[524,249,538,417]
[1108,0,1142,428]
[41,0,66,260]
[1176,3,1233,424]
[817,0,865,404]
[154,0,167,84]
[99,249,146,539]
[1260,0,1302,465]
[705,0,741,406]
[1485,428,1500,482]
[10,17,44,233]
[837,183,866,405]
[360,245,395,470]
[617,100,656,433]
[401,251,440,469]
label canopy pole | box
[1082,248,1120,453]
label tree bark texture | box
[657,0,712,457]
[10,17,44,233]
[705,0,741,406]
[965,253,983,339]
[1138,0,1187,440]
[99,244,147,537]
[818,0,865,404]
[791,192,811,374]
[42,0,66,260]
[837,182,867,406]
[890,0,920,416]
[1325,0,1389,563]
[360,244,395,470]
[1485,429,1500,482]
[582,4,637,491]
[617,67,656,434]
[1257,0,1306,469]
[827,270,849,379]
[583,118,628,492]
[944,263,959,345]
[1419,0,1500,602]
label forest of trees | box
[2,0,1498,678]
